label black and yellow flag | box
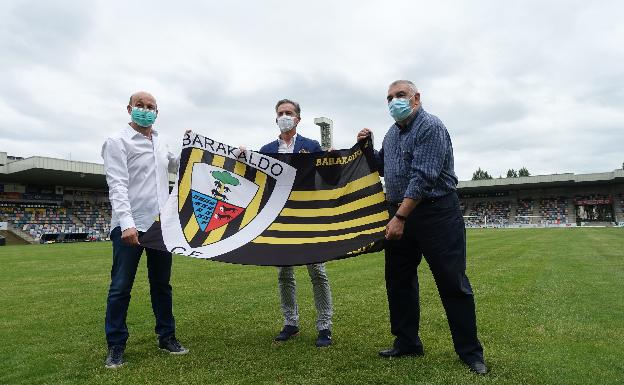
[140,132,388,266]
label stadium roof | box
[1,153,105,188]
[458,169,624,192]
[0,152,174,189]
[1,151,623,191]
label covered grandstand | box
[459,171,624,227]
[1,151,623,245]
[0,151,174,245]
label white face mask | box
[277,115,296,133]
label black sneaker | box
[159,335,189,355]
[104,345,125,369]
[315,329,332,348]
[274,325,300,342]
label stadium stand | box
[468,200,511,226]
[0,200,111,243]
[69,201,111,241]
[538,197,569,224]
[515,199,534,224]
[0,202,89,242]
[1,151,623,244]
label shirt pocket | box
[155,145,169,168]
[402,150,413,162]
[399,137,415,168]
[401,148,413,168]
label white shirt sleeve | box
[167,146,180,174]
[102,138,136,231]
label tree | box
[472,167,493,180]
[506,169,518,178]
[518,167,530,177]
[211,171,240,199]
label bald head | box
[129,91,157,107]
[126,91,158,122]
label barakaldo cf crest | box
[184,164,258,247]
[139,133,387,266]
[158,132,296,258]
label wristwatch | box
[394,213,407,221]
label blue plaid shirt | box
[377,107,458,203]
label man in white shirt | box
[102,91,188,369]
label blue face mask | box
[130,107,157,127]
[388,97,413,122]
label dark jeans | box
[105,226,175,347]
[385,192,484,364]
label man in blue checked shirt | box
[357,80,487,375]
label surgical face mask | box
[388,96,414,122]
[130,107,157,127]
[277,115,296,133]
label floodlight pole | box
[314,117,333,151]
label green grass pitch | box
[1,228,623,385]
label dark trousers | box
[105,226,175,347]
[385,192,484,363]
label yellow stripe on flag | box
[203,224,227,245]
[233,161,246,176]
[212,155,225,168]
[252,226,385,244]
[280,191,385,217]
[178,148,204,211]
[183,213,200,241]
[239,171,267,228]
[288,173,381,201]
[268,211,389,232]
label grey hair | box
[275,99,301,117]
[389,80,418,95]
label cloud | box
[0,0,623,181]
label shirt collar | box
[278,133,297,147]
[395,105,423,132]
[126,123,158,138]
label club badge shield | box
[157,133,297,259]
[186,163,258,245]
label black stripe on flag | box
[177,147,192,184]
[222,156,236,173]
[258,173,276,211]
[283,184,383,209]
[273,201,388,225]
[189,226,209,247]
[214,235,385,266]
[261,220,388,238]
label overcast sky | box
[1,0,622,180]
